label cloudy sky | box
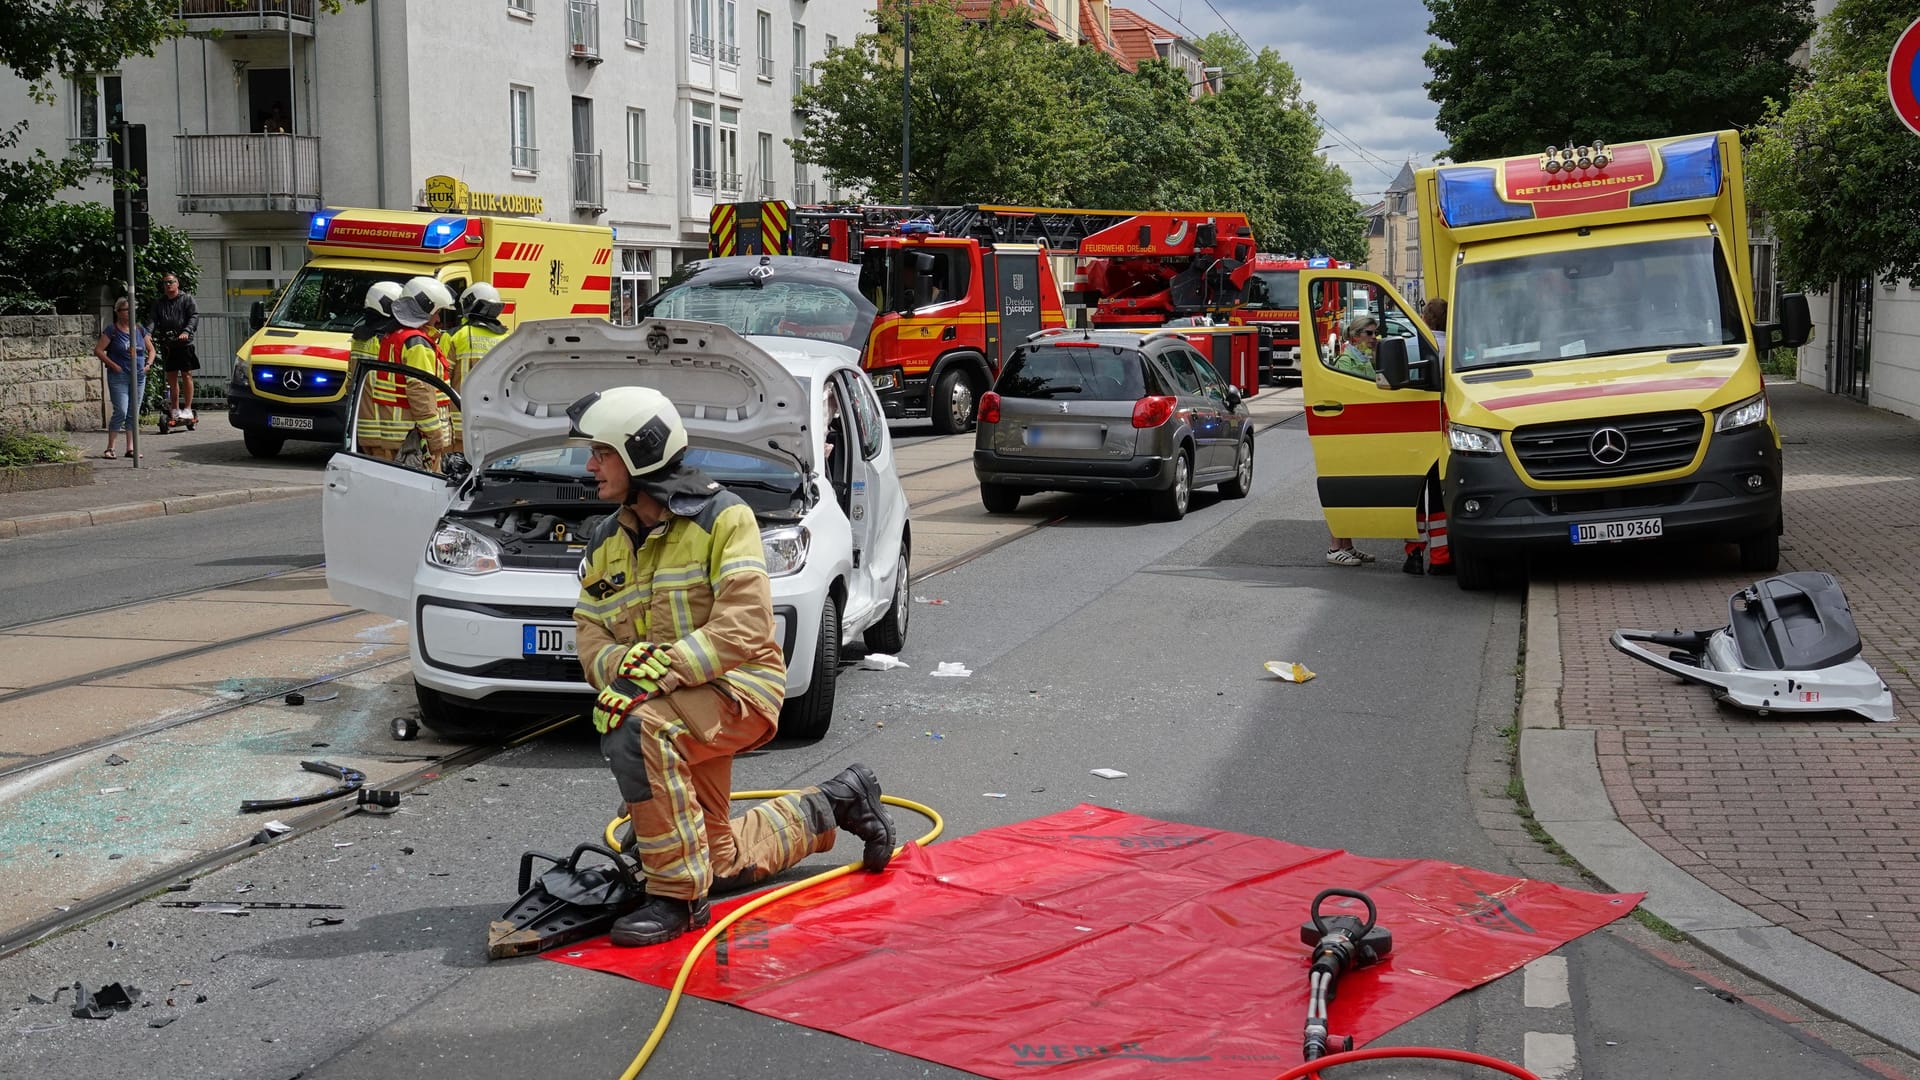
[1127,0,1448,202]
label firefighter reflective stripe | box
[444,322,509,442]
[367,329,450,449]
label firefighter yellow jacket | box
[444,320,509,447]
[356,327,450,454]
[573,495,788,722]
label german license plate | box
[1571,517,1663,544]
[522,623,577,658]
[1024,424,1102,449]
[267,415,315,431]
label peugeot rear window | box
[995,345,1147,400]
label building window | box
[757,132,774,198]
[793,159,813,205]
[717,0,738,65]
[626,108,649,186]
[614,248,653,325]
[70,73,123,162]
[756,10,773,79]
[508,0,533,13]
[824,33,836,54]
[791,23,809,94]
[718,107,740,197]
[624,0,645,43]
[689,0,712,57]
[690,102,714,192]
[510,85,538,172]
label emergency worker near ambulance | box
[357,276,454,467]
[567,386,897,947]
[443,281,510,454]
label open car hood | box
[462,317,812,470]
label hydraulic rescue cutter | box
[488,842,646,960]
[1611,571,1895,722]
[1299,887,1394,1061]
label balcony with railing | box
[178,0,315,37]
[625,17,647,44]
[719,171,743,199]
[717,41,740,65]
[791,67,815,96]
[572,151,605,213]
[569,0,602,62]
[175,133,322,213]
[691,167,716,194]
[627,160,650,188]
[689,34,715,59]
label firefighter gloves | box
[592,675,660,734]
[618,642,675,683]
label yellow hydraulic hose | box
[600,790,946,1080]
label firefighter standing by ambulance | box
[566,386,898,947]
[349,281,403,458]
[443,281,510,455]
[356,277,454,468]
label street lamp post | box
[900,4,911,203]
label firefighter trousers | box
[601,683,835,901]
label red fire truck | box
[1228,254,1352,385]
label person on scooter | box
[567,386,898,946]
[150,272,199,430]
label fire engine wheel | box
[931,370,975,435]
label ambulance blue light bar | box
[1308,257,1332,268]
[1629,135,1721,207]
[308,211,335,240]
[1436,167,1534,228]
[421,216,468,250]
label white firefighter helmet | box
[363,280,404,316]
[394,276,456,328]
[460,281,505,320]
[566,386,688,479]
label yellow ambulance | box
[1299,131,1812,589]
[227,209,613,457]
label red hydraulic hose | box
[1269,1045,1541,1080]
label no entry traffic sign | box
[1891,15,1920,135]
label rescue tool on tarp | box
[1299,887,1394,1061]
[1610,571,1895,722]
[488,842,647,960]
[238,760,367,813]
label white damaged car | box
[323,310,911,741]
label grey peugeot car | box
[972,328,1255,521]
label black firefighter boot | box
[818,764,897,873]
[610,895,712,947]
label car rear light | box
[1131,395,1176,428]
[979,391,1001,424]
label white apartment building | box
[0,0,871,366]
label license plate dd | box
[268,416,314,431]
[523,624,575,657]
[1571,517,1663,545]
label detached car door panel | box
[1298,270,1443,540]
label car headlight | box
[231,357,249,386]
[425,521,501,574]
[869,369,899,391]
[761,525,810,577]
[1713,393,1768,433]
[1448,423,1503,455]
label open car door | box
[1297,269,1444,541]
[322,359,462,621]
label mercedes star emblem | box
[1588,426,1629,466]
[282,369,302,390]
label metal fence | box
[572,151,605,210]
[569,0,601,58]
[175,133,322,213]
[177,0,316,18]
[179,312,254,408]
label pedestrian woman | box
[94,297,152,460]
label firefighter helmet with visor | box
[566,386,688,479]
[363,280,404,316]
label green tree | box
[1424,0,1816,161]
[1747,0,1920,290]
[0,200,196,314]
[1194,34,1367,262]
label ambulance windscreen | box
[1451,236,1745,371]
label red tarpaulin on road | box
[552,805,1640,1078]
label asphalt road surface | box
[0,423,1886,1080]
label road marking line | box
[1524,1031,1578,1080]
[1525,954,1571,1008]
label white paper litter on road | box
[262,820,294,834]
[982,792,1008,799]
[913,596,949,605]
[859,653,909,671]
[1090,768,1128,779]
[932,662,973,677]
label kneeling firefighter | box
[568,386,897,946]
